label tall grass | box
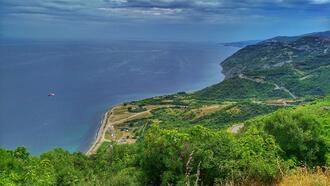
[279,167,329,186]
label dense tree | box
[261,110,329,166]
[140,125,282,185]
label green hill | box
[200,33,330,100]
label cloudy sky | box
[1,0,330,42]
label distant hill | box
[223,31,330,78]
[307,30,330,38]
[263,30,330,43]
[221,40,260,48]
[196,31,330,100]
[221,31,330,48]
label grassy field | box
[111,93,303,141]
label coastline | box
[85,103,152,155]
[85,46,241,155]
[85,103,190,155]
[85,72,229,155]
[86,109,112,155]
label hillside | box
[222,33,330,78]
[222,40,260,47]
[196,31,330,100]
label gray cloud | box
[1,0,329,23]
[1,0,329,41]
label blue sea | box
[0,40,238,154]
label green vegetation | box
[245,97,330,167]
[264,111,328,166]
[222,36,330,79]
[205,35,330,100]
[127,106,147,113]
[140,125,282,185]
[194,77,290,100]
[151,101,281,128]
[119,98,284,142]
[1,98,329,185]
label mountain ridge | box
[262,30,330,43]
[194,30,330,100]
[222,30,330,78]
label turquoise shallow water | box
[0,40,238,154]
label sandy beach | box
[85,104,150,155]
[86,109,112,155]
[85,103,181,155]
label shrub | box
[262,110,329,166]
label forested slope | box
[196,31,330,100]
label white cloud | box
[98,7,183,17]
[309,0,330,4]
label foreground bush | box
[140,125,283,185]
[0,126,284,186]
[249,109,329,167]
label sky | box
[0,0,330,42]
